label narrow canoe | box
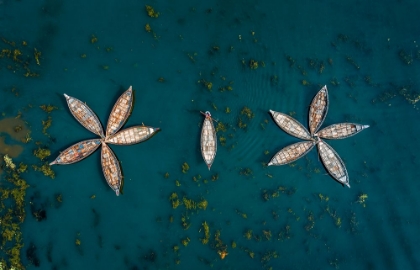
[315,123,369,140]
[101,142,122,196]
[105,86,134,138]
[308,85,329,136]
[317,139,350,188]
[64,94,104,138]
[201,111,217,170]
[49,139,101,165]
[105,126,160,145]
[269,110,311,140]
[268,140,315,166]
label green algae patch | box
[0,156,30,270]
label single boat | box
[308,85,329,136]
[101,142,122,196]
[105,86,134,138]
[64,94,105,138]
[317,139,350,187]
[105,126,160,145]
[268,140,316,166]
[269,110,311,140]
[200,111,217,170]
[49,139,101,165]
[315,123,370,140]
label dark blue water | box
[1,0,420,269]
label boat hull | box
[316,123,369,140]
[49,139,101,165]
[101,142,122,196]
[317,140,350,187]
[309,85,329,135]
[105,126,159,145]
[64,94,104,138]
[201,116,217,169]
[106,86,134,137]
[268,140,315,166]
[269,110,311,140]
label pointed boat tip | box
[49,161,56,166]
[346,183,351,188]
[363,125,370,129]
[127,85,132,91]
[269,109,274,114]
[63,93,69,99]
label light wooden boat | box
[308,85,329,136]
[200,111,217,170]
[268,140,316,166]
[101,142,122,196]
[315,123,369,140]
[269,110,311,140]
[105,126,160,145]
[64,94,104,138]
[105,86,134,138]
[317,139,350,188]
[49,139,101,165]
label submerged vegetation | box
[0,155,29,269]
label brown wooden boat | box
[317,139,350,187]
[308,85,328,136]
[64,94,104,138]
[105,86,134,138]
[49,139,101,165]
[315,123,370,140]
[269,110,311,140]
[105,126,160,145]
[200,111,217,170]
[268,140,316,166]
[101,142,122,196]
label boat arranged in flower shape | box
[50,86,160,195]
[268,85,369,187]
[200,111,217,170]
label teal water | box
[1,0,420,269]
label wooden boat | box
[64,94,104,138]
[308,85,329,136]
[101,142,122,196]
[268,141,316,166]
[49,139,101,165]
[315,123,369,140]
[317,139,350,188]
[200,111,217,170]
[105,126,160,145]
[105,86,134,138]
[269,110,311,140]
